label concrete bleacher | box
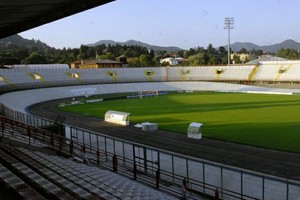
[252,63,279,81]
[69,68,167,83]
[0,69,41,85]
[0,163,46,199]
[253,61,300,82]
[10,64,69,70]
[0,148,76,199]
[167,66,257,81]
[167,67,217,81]
[218,65,255,81]
[38,69,77,83]
[0,67,168,88]
[276,62,300,82]
[27,148,175,199]
[0,140,177,200]
[1,63,300,89]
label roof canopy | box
[0,0,114,39]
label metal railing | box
[1,110,300,199]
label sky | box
[20,0,300,50]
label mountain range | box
[225,39,300,53]
[89,39,300,53]
[0,34,50,49]
[87,39,182,52]
[2,34,300,53]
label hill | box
[225,39,300,53]
[88,39,182,52]
[0,34,50,49]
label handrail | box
[0,115,263,200]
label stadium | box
[1,1,300,200]
[1,60,300,199]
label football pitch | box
[57,92,300,153]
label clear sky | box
[20,0,300,50]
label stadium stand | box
[0,148,76,199]
[252,60,300,82]
[167,66,217,81]
[2,62,300,90]
[0,129,177,199]
[252,63,279,81]
[2,62,300,199]
[275,62,300,82]
[218,65,256,81]
[0,163,46,199]
[19,147,176,200]
[8,64,69,70]
[0,69,41,85]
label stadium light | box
[224,17,234,66]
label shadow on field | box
[203,122,300,153]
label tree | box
[127,57,140,67]
[0,52,20,65]
[139,54,152,67]
[206,44,218,65]
[187,53,207,66]
[86,47,96,58]
[183,50,190,59]
[250,49,264,57]
[277,48,299,59]
[177,50,184,58]
[99,52,114,60]
[25,52,47,64]
[78,45,89,59]
[207,44,216,55]
[232,54,241,64]
[152,55,162,66]
[149,49,155,60]
[238,48,248,54]
[218,46,228,64]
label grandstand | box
[2,61,300,199]
[0,142,176,200]
[1,1,300,199]
[7,64,69,70]
[2,61,300,93]
[253,60,300,82]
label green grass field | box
[57,92,300,153]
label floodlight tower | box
[224,17,234,66]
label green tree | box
[0,52,20,65]
[139,54,152,67]
[217,46,228,64]
[99,52,114,60]
[25,52,47,64]
[128,57,140,67]
[232,54,241,64]
[250,49,264,57]
[187,53,207,66]
[277,48,299,59]
[238,48,248,54]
